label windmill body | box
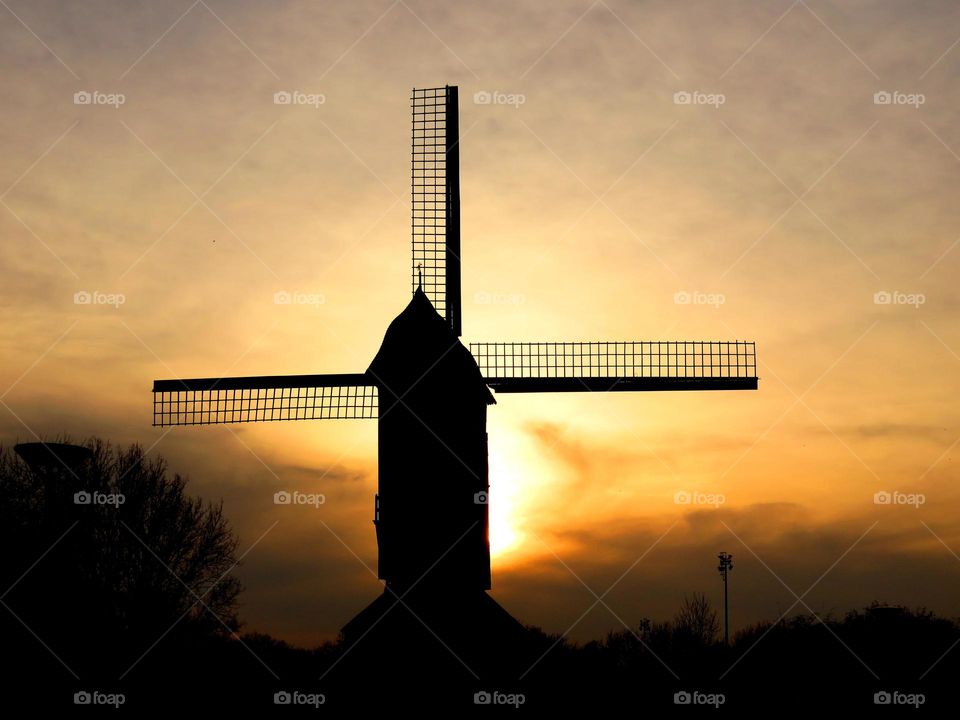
[369,287,493,592]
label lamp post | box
[717,551,733,645]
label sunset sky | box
[3,0,960,649]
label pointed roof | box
[368,288,493,405]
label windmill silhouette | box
[152,85,757,673]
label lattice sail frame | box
[411,86,461,335]
[471,341,756,378]
[470,341,758,392]
[152,374,377,426]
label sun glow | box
[487,445,524,558]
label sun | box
[487,445,524,558]
[489,497,519,557]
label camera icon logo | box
[74,691,91,704]
[273,91,292,105]
[673,91,692,105]
[74,491,92,505]
[274,491,291,505]
[474,691,491,704]
[274,690,291,704]
[73,91,92,105]
[874,691,891,705]
[473,91,492,105]
[74,291,92,305]
[873,491,891,505]
[674,690,692,704]
[873,91,892,105]
[474,491,488,505]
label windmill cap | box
[368,289,493,404]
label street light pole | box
[717,552,733,645]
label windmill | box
[152,85,757,666]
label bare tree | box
[673,592,720,646]
[0,439,243,657]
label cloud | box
[807,422,954,442]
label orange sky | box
[2,0,960,647]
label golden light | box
[487,444,524,558]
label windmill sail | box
[152,373,377,426]
[411,86,461,335]
[470,341,758,392]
